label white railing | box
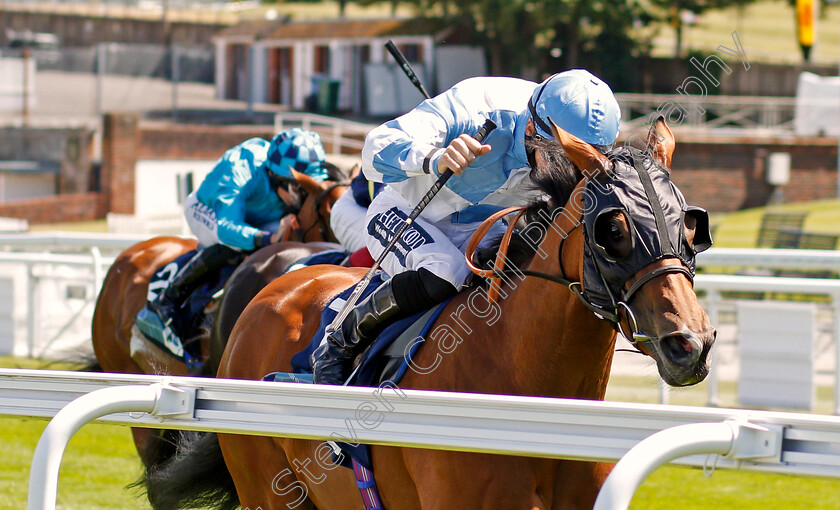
[615,93,798,134]
[0,250,115,357]
[3,239,840,391]
[694,274,840,413]
[274,112,376,154]
[697,247,840,271]
[1,369,839,510]
[0,231,149,252]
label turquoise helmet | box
[265,128,329,181]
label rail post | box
[593,419,781,510]
[27,383,194,510]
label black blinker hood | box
[580,147,712,315]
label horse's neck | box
[485,217,616,399]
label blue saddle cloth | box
[135,250,235,364]
[135,248,351,364]
[286,249,350,272]
[267,275,452,470]
[289,273,450,387]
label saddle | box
[266,274,452,473]
[133,248,362,371]
[134,249,237,370]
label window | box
[398,43,422,63]
[314,45,330,73]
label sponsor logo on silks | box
[368,207,432,265]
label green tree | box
[648,1,756,57]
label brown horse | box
[144,119,715,510]
[91,167,349,466]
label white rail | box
[274,112,376,153]
[616,93,797,134]
[0,232,153,251]
[2,240,840,398]
[594,420,782,510]
[694,274,840,413]
[1,369,840,510]
[697,247,840,271]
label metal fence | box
[1,369,839,510]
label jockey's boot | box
[312,268,457,385]
[149,243,241,327]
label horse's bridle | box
[465,186,694,347]
[296,180,350,243]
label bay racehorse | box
[91,166,349,467]
[144,118,715,510]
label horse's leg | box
[394,449,557,510]
[218,436,363,510]
[550,460,613,510]
[217,265,364,509]
[217,434,315,510]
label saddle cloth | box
[134,249,236,364]
[134,248,352,363]
[267,275,453,470]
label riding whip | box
[385,40,431,100]
[326,118,497,333]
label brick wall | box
[0,9,226,47]
[0,127,94,194]
[0,192,106,223]
[137,125,840,214]
[664,135,839,212]
[101,113,138,215]
[138,123,275,160]
[5,117,839,225]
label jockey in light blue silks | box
[149,128,329,342]
[311,69,623,385]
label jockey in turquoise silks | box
[149,128,329,343]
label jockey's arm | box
[212,185,272,252]
[361,90,490,183]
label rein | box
[463,181,690,347]
[297,180,350,242]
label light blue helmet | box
[265,128,329,181]
[527,69,621,147]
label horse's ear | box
[348,163,361,179]
[548,117,612,178]
[646,116,675,167]
[289,169,325,195]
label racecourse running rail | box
[2,369,840,510]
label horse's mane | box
[323,161,350,182]
[472,136,582,279]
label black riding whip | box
[385,40,431,100]
[326,118,496,335]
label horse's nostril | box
[661,334,698,364]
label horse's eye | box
[594,211,633,261]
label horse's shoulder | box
[121,236,196,262]
[253,265,364,307]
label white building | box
[213,17,486,117]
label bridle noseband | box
[465,152,699,347]
[296,180,350,243]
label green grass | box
[0,416,149,510]
[0,356,151,509]
[634,467,840,509]
[647,0,840,65]
[712,199,840,249]
[28,219,109,233]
